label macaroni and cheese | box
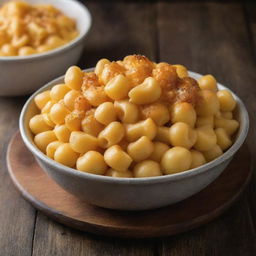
[29,55,240,178]
[0,1,78,56]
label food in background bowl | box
[0,0,78,56]
[28,55,240,178]
[0,0,91,96]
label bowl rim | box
[19,70,249,184]
[0,0,91,62]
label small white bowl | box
[19,70,249,211]
[0,0,91,96]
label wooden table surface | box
[1,1,256,255]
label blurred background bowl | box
[0,0,91,96]
[19,70,249,211]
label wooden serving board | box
[6,132,252,238]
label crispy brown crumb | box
[175,77,200,106]
[82,72,100,89]
[153,62,179,90]
[123,55,154,86]
[100,61,126,84]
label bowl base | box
[6,131,252,238]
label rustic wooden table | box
[1,1,256,255]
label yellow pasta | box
[133,160,162,178]
[173,64,188,78]
[65,110,84,131]
[104,145,132,172]
[221,111,233,120]
[95,59,111,76]
[49,102,70,125]
[95,102,117,125]
[0,1,78,57]
[46,141,63,159]
[215,128,232,151]
[64,90,81,111]
[50,84,70,102]
[125,118,157,142]
[127,136,154,162]
[155,126,170,145]
[77,151,107,174]
[161,147,192,175]
[214,117,239,136]
[98,122,125,148]
[170,102,196,127]
[141,103,169,126]
[54,124,71,142]
[195,90,220,116]
[203,145,223,162]
[114,100,139,124]
[128,77,162,104]
[100,62,125,85]
[41,101,54,114]
[29,55,240,178]
[81,110,104,136]
[29,114,52,134]
[34,130,57,153]
[196,115,214,128]
[198,75,218,92]
[194,126,217,151]
[64,66,83,90]
[169,122,197,149]
[83,85,109,107]
[104,74,131,100]
[217,90,236,112]
[0,44,17,56]
[69,131,98,153]
[42,113,55,128]
[149,142,169,162]
[18,46,36,56]
[105,169,133,178]
[190,150,206,169]
[34,91,51,110]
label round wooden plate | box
[7,132,252,238]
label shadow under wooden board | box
[7,132,252,238]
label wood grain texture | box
[244,2,256,54]
[157,1,256,255]
[243,0,256,234]
[7,132,252,239]
[0,97,35,256]
[78,1,157,68]
[32,213,156,256]
[159,199,256,256]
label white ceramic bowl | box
[19,71,249,210]
[0,0,91,96]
